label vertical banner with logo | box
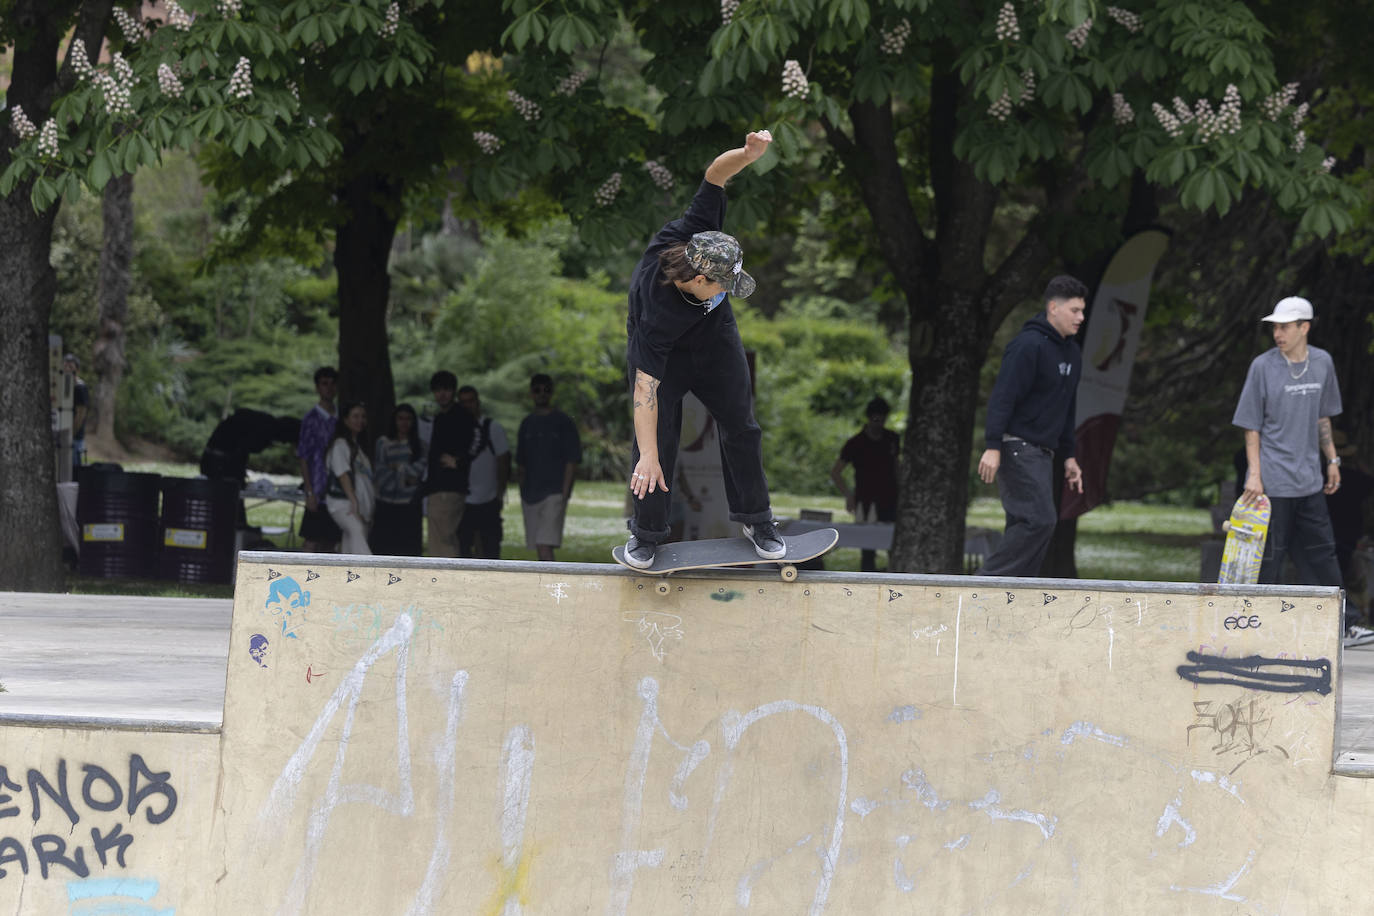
[1061,229,1170,519]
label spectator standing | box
[426,370,477,557]
[371,403,426,556]
[296,366,342,552]
[976,275,1088,577]
[517,374,581,561]
[830,396,901,572]
[64,354,88,477]
[326,401,375,555]
[456,386,510,559]
[621,131,785,568]
[1232,296,1350,632]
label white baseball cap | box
[1262,296,1314,322]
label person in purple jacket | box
[976,275,1089,577]
[622,130,784,569]
[296,366,342,552]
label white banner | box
[1062,229,1170,519]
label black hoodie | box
[983,312,1081,456]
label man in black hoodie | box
[976,275,1089,577]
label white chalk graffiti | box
[261,613,532,916]
[624,611,685,662]
[608,677,849,915]
[499,725,536,916]
[263,614,418,915]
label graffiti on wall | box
[0,755,177,881]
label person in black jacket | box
[425,370,477,557]
[976,274,1089,577]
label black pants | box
[458,499,503,559]
[1261,493,1347,625]
[629,326,772,546]
[979,441,1056,578]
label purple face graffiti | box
[249,633,270,667]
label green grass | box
[65,465,1216,596]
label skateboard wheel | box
[656,582,670,595]
[780,565,798,582]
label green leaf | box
[32,176,58,212]
[88,151,112,191]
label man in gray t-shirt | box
[1231,296,1346,622]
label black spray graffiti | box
[0,755,177,880]
[1175,652,1332,696]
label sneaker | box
[1344,625,1374,649]
[623,536,656,569]
[743,521,786,560]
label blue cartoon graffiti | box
[265,577,311,640]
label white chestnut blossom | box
[1292,130,1306,153]
[1066,18,1093,50]
[556,70,589,96]
[473,131,501,154]
[10,106,38,140]
[228,56,253,99]
[1321,155,1336,173]
[166,0,194,30]
[594,172,622,206]
[782,59,808,99]
[995,3,1019,42]
[379,2,400,38]
[1112,92,1134,126]
[643,160,674,190]
[157,63,184,98]
[1262,83,1299,121]
[1105,6,1141,33]
[1152,102,1183,138]
[880,19,911,56]
[69,38,95,79]
[217,0,242,17]
[113,8,145,44]
[1020,68,1036,104]
[989,89,1013,121]
[721,0,739,25]
[37,119,60,159]
[507,90,541,121]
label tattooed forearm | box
[634,370,660,412]
[1318,417,1333,451]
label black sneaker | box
[743,521,786,560]
[624,536,656,569]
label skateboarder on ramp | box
[621,130,786,570]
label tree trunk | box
[0,0,112,591]
[334,168,401,439]
[90,171,134,456]
[891,282,991,573]
[0,181,66,591]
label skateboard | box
[612,527,840,584]
[1217,496,1270,585]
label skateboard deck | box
[1218,496,1270,585]
[612,527,840,581]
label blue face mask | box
[703,290,726,313]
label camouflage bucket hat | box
[685,230,757,298]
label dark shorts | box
[299,504,341,543]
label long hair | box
[330,400,367,467]
[658,242,699,286]
[388,402,422,462]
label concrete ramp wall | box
[0,727,219,914]
[203,555,1368,914]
